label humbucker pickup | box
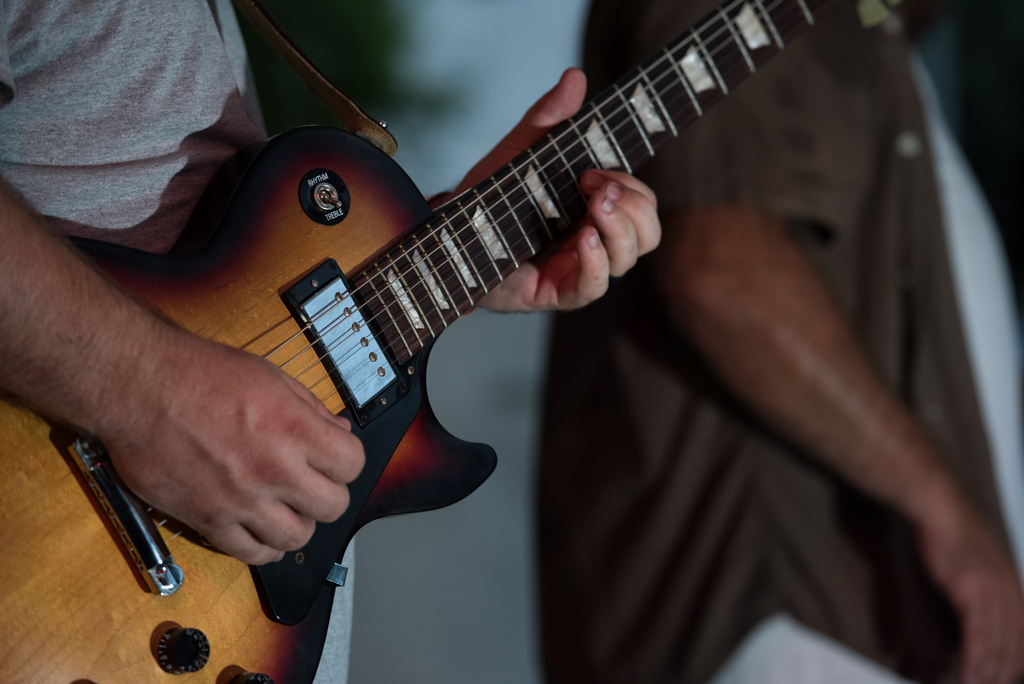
[283,260,406,426]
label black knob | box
[232,673,274,684]
[156,626,210,673]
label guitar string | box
[275,0,796,405]
[282,0,797,404]
[267,0,804,403]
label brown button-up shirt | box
[539,2,1009,683]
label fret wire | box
[663,45,704,116]
[384,251,433,341]
[471,188,520,270]
[431,214,478,304]
[547,132,583,187]
[411,231,461,321]
[508,163,555,240]
[397,245,443,335]
[796,0,814,24]
[432,225,475,317]
[708,39,747,93]
[455,201,504,286]
[614,82,656,157]
[362,268,415,360]
[720,7,756,73]
[567,115,602,168]
[411,247,450,330]
[527,148,571,224]
[542,134,592,222]
[754,0,786,48]
[640,70,679,136]
[489,176,537,257]
[450,205,493,296]
[691,28,729,94]
[590,102,633,174]
[779,0,812,36]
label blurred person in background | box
[538,0,1024,683]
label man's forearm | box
[652,205,962,525]
[651,205,1024,684]
[0,180,169,435]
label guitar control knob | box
[232,672,275,684]
[156,626,210,673]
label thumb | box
[504,67,588,149]
[456,69,588,191]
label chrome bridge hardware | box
[283,260,408,427]
[71,435,184,596]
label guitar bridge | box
[283,260,406,426]
[71,435,184,596]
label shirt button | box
[895,130,923,158]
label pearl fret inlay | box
[680,46,716,93]
[471,206,510,260]
[737,3,771,49]
[584,120,621,169]
[387,268,424,329]
[525,164,561,219]
[413,249,450,310]
[630,83,667,135]
[440,227,478,288]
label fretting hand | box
[444,68,661,312]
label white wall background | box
[348,2,589,683]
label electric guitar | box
[0,0,838,680]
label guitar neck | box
[352,0,837,363]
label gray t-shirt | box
[0,0,265,252]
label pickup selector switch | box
[156,626,210,673]
[313,182,342,211]
[299,168,350,226]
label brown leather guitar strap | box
[230,0,399,157]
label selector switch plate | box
[299,168,350,226]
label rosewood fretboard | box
[350,0,839,363]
